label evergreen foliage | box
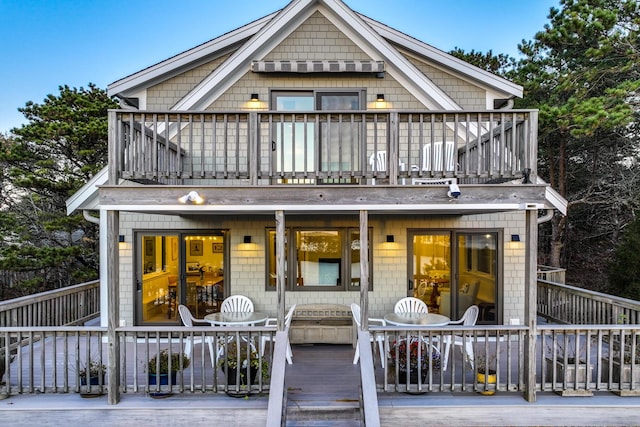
[0,84,117,298]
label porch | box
[2,279,640,425]
[1,341,640,426]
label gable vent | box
[251,60,384,73]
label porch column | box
[275,210,286,329]
[106,209,120,404]
[359,210,369,329]
[524,208,538,402]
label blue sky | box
[0,0,558,133]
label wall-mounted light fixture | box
[243,235,252,244]
[376,94,385,102]
[118,235,125,243]
[250,93,259,102]
[386,235,395,243]
[178,191,204,204]
[511,234,521,242]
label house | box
[67,0,566,331]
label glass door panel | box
[137,232,225,325]
[184,234,226,318]
[457,233,498,324]
[139,234,180,324]
[273,93,315,183]
[410,233,451,313]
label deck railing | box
[1,323,640,400]
[537,279,640,325]
[0,280,99,327]
[111,109,537,185]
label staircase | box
[284,344,362,426]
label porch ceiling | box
[98,184,547,216]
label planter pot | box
[545,358,593,396]
[398,368,428,385]
[81,373,105,386]
[148,371,177,386]
[224,365,258,397]
[476,372,497,395]
[397,368,429,395]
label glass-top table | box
[384,312,450,327]
[204,311,268,326]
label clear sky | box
[0,0,559,133]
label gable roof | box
[108,0,522,106]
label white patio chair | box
[221,295,254,313]
[260,304,297,364]
[351,303,388,368]
[369,151,386,185]
[422,141,455,171]
[394,297,428,314]
[436,304,479,370]
[178,304,215,366]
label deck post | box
[389,112,398,185]
[249,112,258,186]
[106,209,120,404]
[276,210,286,329]
[524,208,538,402]
[359,210,369,329]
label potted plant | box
[79,360,107,386]
[217,341,269,396]
[389,338,441,385]
[146,349,190,386]
[475,353,498,395]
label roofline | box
[66,166,108,215]
[360,16,523,98]
[107,12,279,97]
[107,0,521,103]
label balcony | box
[109,110,537,186]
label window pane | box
[411,233,451,313]
[458,233,498,324]
[266,229,288,289]
[140,234,179,324]
[296,230,341,286]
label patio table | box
[384,312,450,327]
[204,311,268,326]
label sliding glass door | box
[136,231,226,325]
[409,230,499,324]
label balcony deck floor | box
[2,342,640,426]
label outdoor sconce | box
[376,94,385,102]
[511,234,521,242]
[178,191,204,204]
[250,93,259,102]
[118,235,125,243]
[386,235,395,243]
[243,235,252,244]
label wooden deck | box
[2,342,640,426]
